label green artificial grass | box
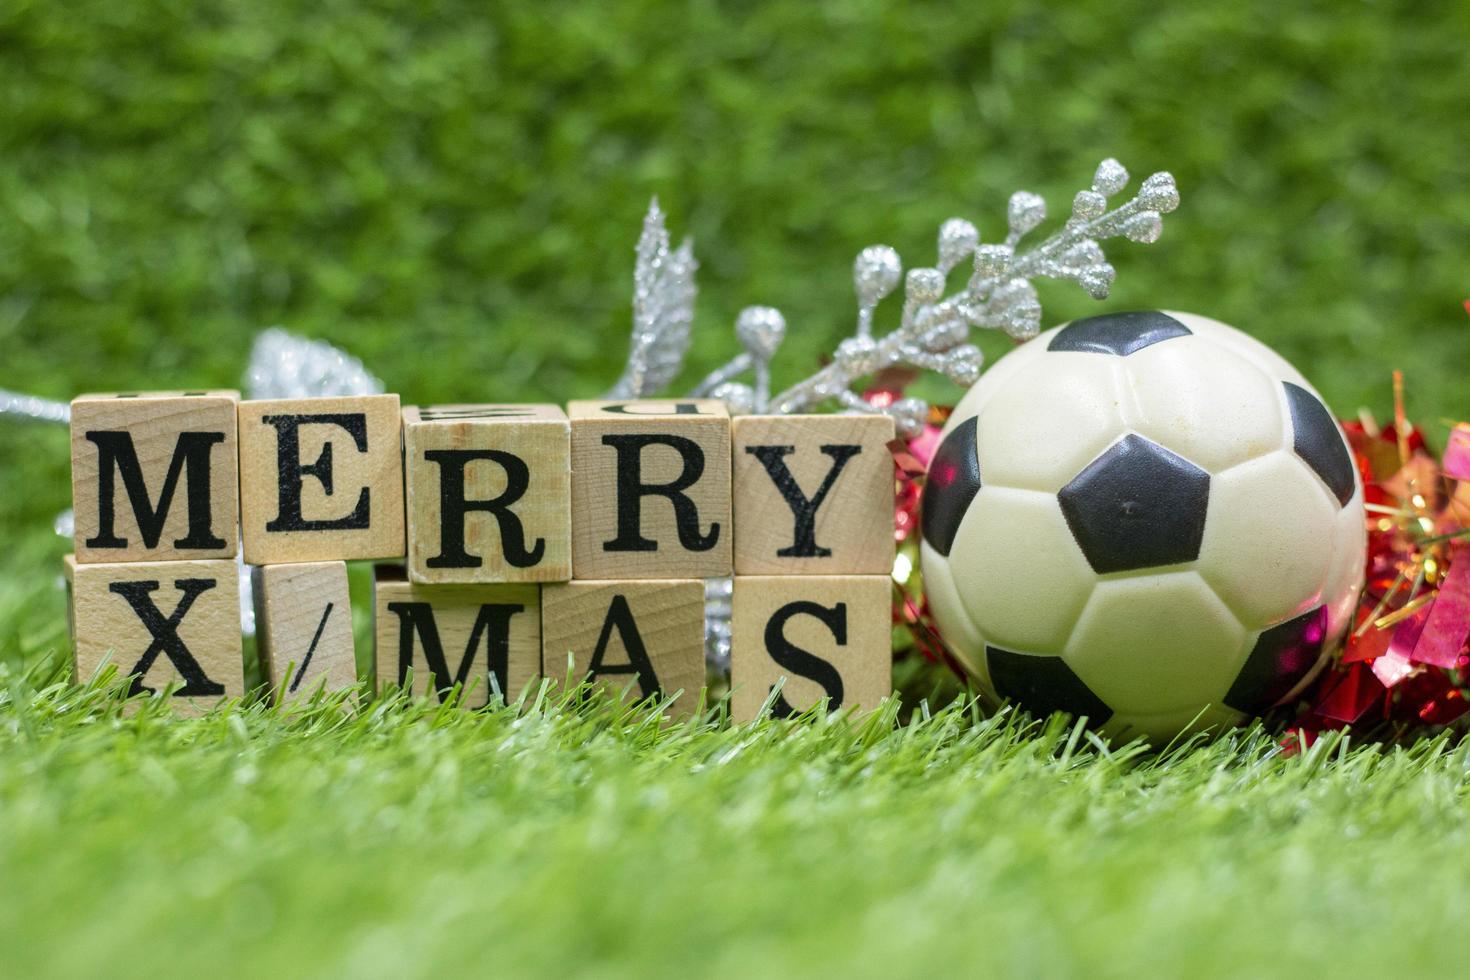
[3,0,1470,975]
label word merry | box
[64,392,897,719]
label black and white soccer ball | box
[919,310,1366,742]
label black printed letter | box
[745,443,862,558]
[602,434,719,552]
[263,414,371,532]
[387,601,525,701]
[109,579,226,697]
[85,431,226,550]
[586,594,661,699]
[423,449,545,569]
[763,600,846,717]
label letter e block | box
[239,395,405,564]
[252,561,357,704]
[732,413,896,574]
[541,579,705,717]
[372,565,541,707]
[65,554,244,714]
[403,404,571,584]
[70,391,240,563]
[568,400,731,579]
[730,575,891,721]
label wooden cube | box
[730,575,892,721]
[372,565,541,706]
[568,400,731,580]
[64,554,244,714]
[70,391,240,564]
[541,579,705,717]
[238,394,405,564]
[403,404,571,584]
[732,413,896,575]
[251,561,357,703]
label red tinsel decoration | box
[889,305,1470,742]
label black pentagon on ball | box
[1047,310,1192,356]
[920,415,981,557]
[1284,382,1356,507]
[1223,606,1329,713]
[1058,435,1210,574]
[987,646,1113,724]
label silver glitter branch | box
[613,160,1180,440]
[608,199,698,399]
[0,388,70,424]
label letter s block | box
[64,554,244,715]
[403,404,571,584]
[70,391,240,564]
[541,579,705,718]
[238,395,405,564]
[567,400,732,580]
[372,565,541,707]
[729,575,891,722]
[732,413,896,574]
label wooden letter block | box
[403,404,571,584]
[541,579,705,717]
[730,575,892,721]
[70,391,239,564]
[568,400,731,580]
[732,413,896,575]
[252,561,357,703]
[64,554,244,714]
[372,565,541,706]
[238,394,405,564]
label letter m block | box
[70,391,240,563]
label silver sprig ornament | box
[616,158,1179,440]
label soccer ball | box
[919,310,1365,742]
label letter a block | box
[403,404,571,584]
[64,554,244,714]
[568,400,732,580]
[238,395,406,564]
[252,561,357,704]
[541,579,705,717]
[732,413,896,574]
[729,575,892,722]
[372,565,541,707]
[70,391,240,564]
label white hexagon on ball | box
[919,310,1366,742]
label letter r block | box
[567,400,732,580]
[729,575,891,722]
[372,565,541,707]
[238,395,406,564]
[403,404,571,584]
[64,554,244,715]
[732,413,896,575]
[541,579,705,718]
[70,391,240,563]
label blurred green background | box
[2,4,1470,976]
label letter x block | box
[732,413,896,574]
[568,400,732,580]
[541,579,706,718]
[64,554,244,714]
[729,575,891,722]
[252,561,357,704]
[372,565,541,707]
[70,391,240,564]
[238,395,405,564]
[403,404,571,584]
